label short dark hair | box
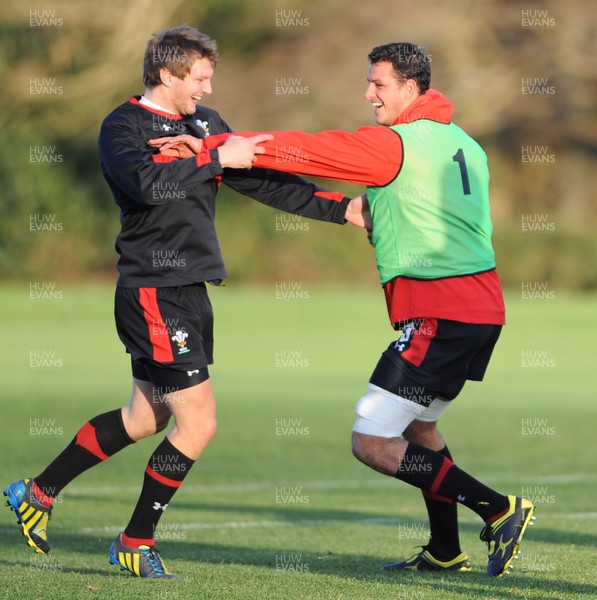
[143,25,218,88]
[368,43,430,94]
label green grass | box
[1,284,596,599]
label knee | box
[188,414,218,445]
[203,416,218,443]
[352,431,405,476]
[178,416,217,460]
[352,432,374,466]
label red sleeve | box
[204,127,403,187]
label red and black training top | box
[98,97,350,288]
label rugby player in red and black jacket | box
[96,29,362,576]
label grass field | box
[1,284,596,600]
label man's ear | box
[405,78,419,95]
[159,67,173,87]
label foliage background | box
[0,0,595,288]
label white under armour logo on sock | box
[152,502,168,511]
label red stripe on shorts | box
[138,287,174,363]
[401,318,437,367]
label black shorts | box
[114,284,213,390]
[370,318,501,404]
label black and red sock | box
[396,443,509,523]
[421,445,462,560]
[123,437,195,546]
[33,409,134,505]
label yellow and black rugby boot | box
[383,546,472,572]
[109,533,176,579]
[4,478,53,554]
[480,495,536,576]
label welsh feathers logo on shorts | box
[171,330,190,354]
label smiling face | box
[364,61,421,126]
[153,57,214,116]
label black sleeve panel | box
[221,167,349,224]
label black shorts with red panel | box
[114,283,213,390]
[370,318,502,404]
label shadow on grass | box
[2,537,597,600]
[166,541,597,599]
[3,499,596,598]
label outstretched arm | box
[148,134,361,226]
[149,127,404,187]
[208,128,403,187]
